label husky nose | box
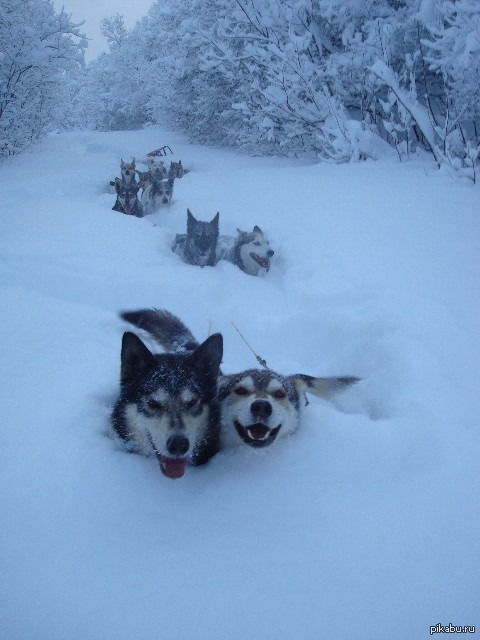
[166,435,189,457]
[267,249,274,257]
[250,399,272,419]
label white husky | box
[216,225,274,275]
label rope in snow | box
[231,322,268,369]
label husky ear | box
[120,332,156,385]
[187,209,196,227]
[253,225,263,234]
[289,374,360,399]
[211,212,220,227]
[189,333,223,388]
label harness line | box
[231,322,268,369]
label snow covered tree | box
[73,12,150,132]
[76,25,149,132]
[100,13,128,48]
[419,0,480,178]
[67,0,479,175]
[196,0,405,158]
[0,0,86,157]
[129,0,242,146]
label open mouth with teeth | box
[250,253,270,271]
[234,420,281,447]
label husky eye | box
[184,398,199,410]
[147,399,164,411]
[253,241,261,246]
[234,386,249,396]
[272,389,286,399]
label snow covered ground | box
[0,126,478,640]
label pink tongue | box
[248,425,270,439]
[160,456,187,479]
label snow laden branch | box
[371,57,478,181]
[370,59,444,167]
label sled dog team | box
[109,154,360,480]
[111,156,275,276]
[111,157,181,217]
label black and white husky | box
[141,177,174,214]
[172,209,219,267]
[120,309,360,451]
[111,321,223,479]
[216,226,274,276]
[136,158,173,214]
[112,178,143,217]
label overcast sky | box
[54,0,153,61]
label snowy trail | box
[0,127,479,639]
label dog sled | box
[146,145,173,158]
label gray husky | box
[216,225,274,276]
[111,320,223,479]
[120,309,360,450]
[172,209,219,267]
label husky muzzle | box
[234,399,281,447]
[149,434,190,479]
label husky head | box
[113,331,223,479]
[235,226,274,275]
[146,157,168,181]
[113,178,141,214]
[168,161,189,179]
[120,158,136,183]
[185,209,220,267]
[218,370,359,449]
[152,177,174,206]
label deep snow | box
[0,127,479,640]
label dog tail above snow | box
[120,309,200,353]
[291,374,360,399]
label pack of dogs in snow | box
[111,156,182,217]
[108,147,360,479]
[171,210,274,275]
[109,152,275,276]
